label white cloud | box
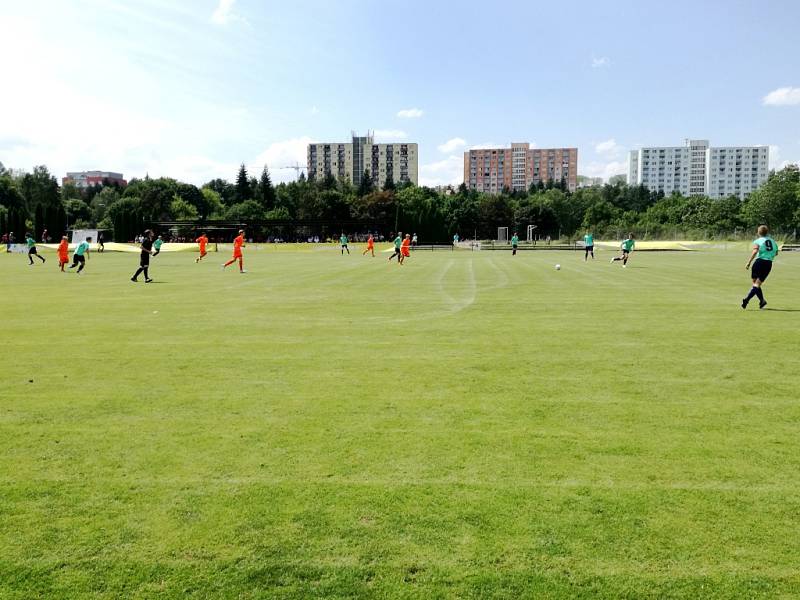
[594,138,622,158]
[582,160,627,183]
[419,155,463,187]
[592,56,610,68]
[397,108,424,119]
[469,142,499,150]
[211,0,236,24]
[310,106,320,115]
[373,129,408,141]
[437,137,467,153]
[250,137,313,183]
[762,87,800,106]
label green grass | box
[2,246,800,598]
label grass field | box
[2,245,800,598]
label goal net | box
[526,224,536,243]
[497,227,509,242]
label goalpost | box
[526,224,536,242]
[497,227,509,243]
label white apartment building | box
[307,132,418,188]
[628,139,769,199]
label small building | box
[63,171,127,189]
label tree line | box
[1,161,798,243]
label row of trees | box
[1,161,799,243]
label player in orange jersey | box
[195,232,209,263]
[57,236,69,271]
[222,230,247,273]
[362,233,375,257]
[399,233,411,265]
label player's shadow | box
[764,308,800,312]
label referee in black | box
[131,229,155,283]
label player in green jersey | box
[388,232,402,263]
[340,233,350,255]
[152,235,164,256]
[742,225,779,310]
[511,232,519,256]
[26,234,46,265]
[611,234,635,267]
[68,237,91,274]
[583,231,594,261]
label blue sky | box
[1,0,799,186]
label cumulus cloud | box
[250,136,313,183]
[437,138,467,153]
[582,160,628,183]
[397,108,423,119]
[373,129,408,141]
[592,56,610,68]
[211,0,237,24]
[594,138,622,158]
[469,142,499,150]
[762,87,800,106]
[419,155,463,187]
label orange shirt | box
[233,235,244,256]
[196,235,207,248]
[401,238,410,255]
[367,236,374,248]
[58,240,68,257]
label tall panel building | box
[628,139,769,199]
[463,143,578,193]
[307,132,418,188]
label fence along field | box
[2,246,799,597]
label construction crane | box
[279,163,308,179]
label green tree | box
[257,165,276,211]
[742,165,800,232]
[203,178,235,205]
[357,169,374,197]
[91,186,120,225]
[124,177,178,222]
[235,163,252,204]
[201,188,225,218]
[226,200,266,221]
[108,197,142,241]
[64,199,92,225]
[0,175,27,235]
[170,195,199,220]
[175,183,206,218]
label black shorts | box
[73,255,85,264]
[751,258,772,282]
[585,245,594,252]
[622,249,630,255]
[140,253,150,267]
[28,247,37,255]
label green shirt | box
[584,234,594,246]
[340,235,347,245]
[754,236,778,261]
[511,235,519,245]
[154,239,163,249]
[75,241,89,256]
[394,236,402,249]
[26,237,35,248]
[622,238,635,252]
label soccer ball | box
[555,264,561,270]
